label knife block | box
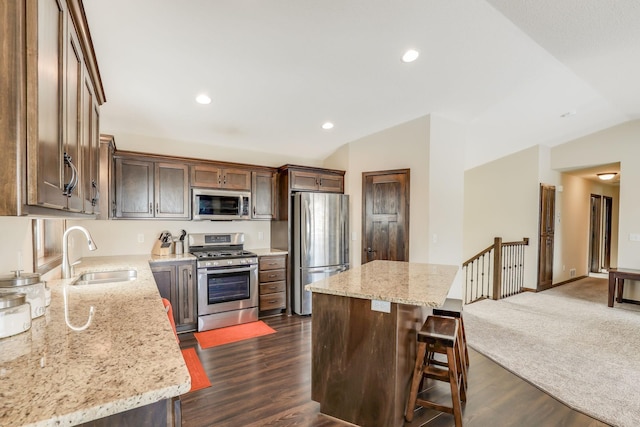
[152,239,173,256]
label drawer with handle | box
[259,293,286,311]
[259,256,286,271]
[260,281,286,295]
[259,269,286,283]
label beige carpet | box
[464,277,640,427]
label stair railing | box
[463,237,529,304]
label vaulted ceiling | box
[83,0,640,169]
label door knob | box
[365,247,376,253]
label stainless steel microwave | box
[192,188,251,220]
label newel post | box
[492,237,502,300]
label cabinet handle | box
[156,203,159,214]
[149,203,152,213]
[253,206,256,216]
[63,153,78,197]
[319,178,322,186]
[91,180,99,206]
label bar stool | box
[405,315,465,426]
[433,298,469,367]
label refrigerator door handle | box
[303,198,311,262]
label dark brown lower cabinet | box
[150,260,197,333]
[258,255,287,313]
[77,397,180,427]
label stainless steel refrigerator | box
[293,192,349,315]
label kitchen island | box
[306,260,458,427]
[0,256,190,427]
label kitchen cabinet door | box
[81,67,100,214]
[63,22,84,212]
[251,170,275,219]
[317,172,344,193]
[28,0,69,211]
[155,162,189,219]
[222,168,251,190]
[114,158,154,218]
[290,170,321,191]
[177,263,196,328]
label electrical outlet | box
[137,233,144,243]
[258,231,264,241]
[371,300,391,313]
[630,234,640,242]
[570,268,576,278]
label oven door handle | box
[199,265,257,274]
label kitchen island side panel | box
[311,292,423,427]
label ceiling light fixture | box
[195,94,212,105]
[401,49,419,63]
[322,122,334,130]
[597,172,617,181]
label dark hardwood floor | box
[179,315,608,427]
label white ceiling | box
[83,0,639,169]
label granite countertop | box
[0,255,191,427]
[305,260,459,307]
[252,248,288,257]
[149,253,197,263]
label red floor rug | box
[181,348,211,393]
[194,320,276,349]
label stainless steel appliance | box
[188,232,258,331]
[293,192,349,315]
[192,188,251,220]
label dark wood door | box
[589,194,602,273]
[603,196,613,270]
[538,184,555,289]
[362,169,410,264]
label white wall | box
[113,132,320,168]
[0,217,34,275]
[551,119,640,298]
[325,114,466,297]
[555,174,620,283]
[551,120,640,269]
[464,145,540,288]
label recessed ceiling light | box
[401,49,419,63]
[322,122,334,130]
[195,94,212,105]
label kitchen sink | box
[73,269,137,285]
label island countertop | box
[0,255,191,427]
[305,260,459,307]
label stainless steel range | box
[188,232,258,331]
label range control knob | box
[213,261,219,267]
[227,260,233,265]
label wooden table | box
[306,260,458,427]
[608,268,640,307]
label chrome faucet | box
[62,226,98,279]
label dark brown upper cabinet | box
[251,170,276,219]
[114,154,189,220]
[0,0,105,216]
[191,164,251,191]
